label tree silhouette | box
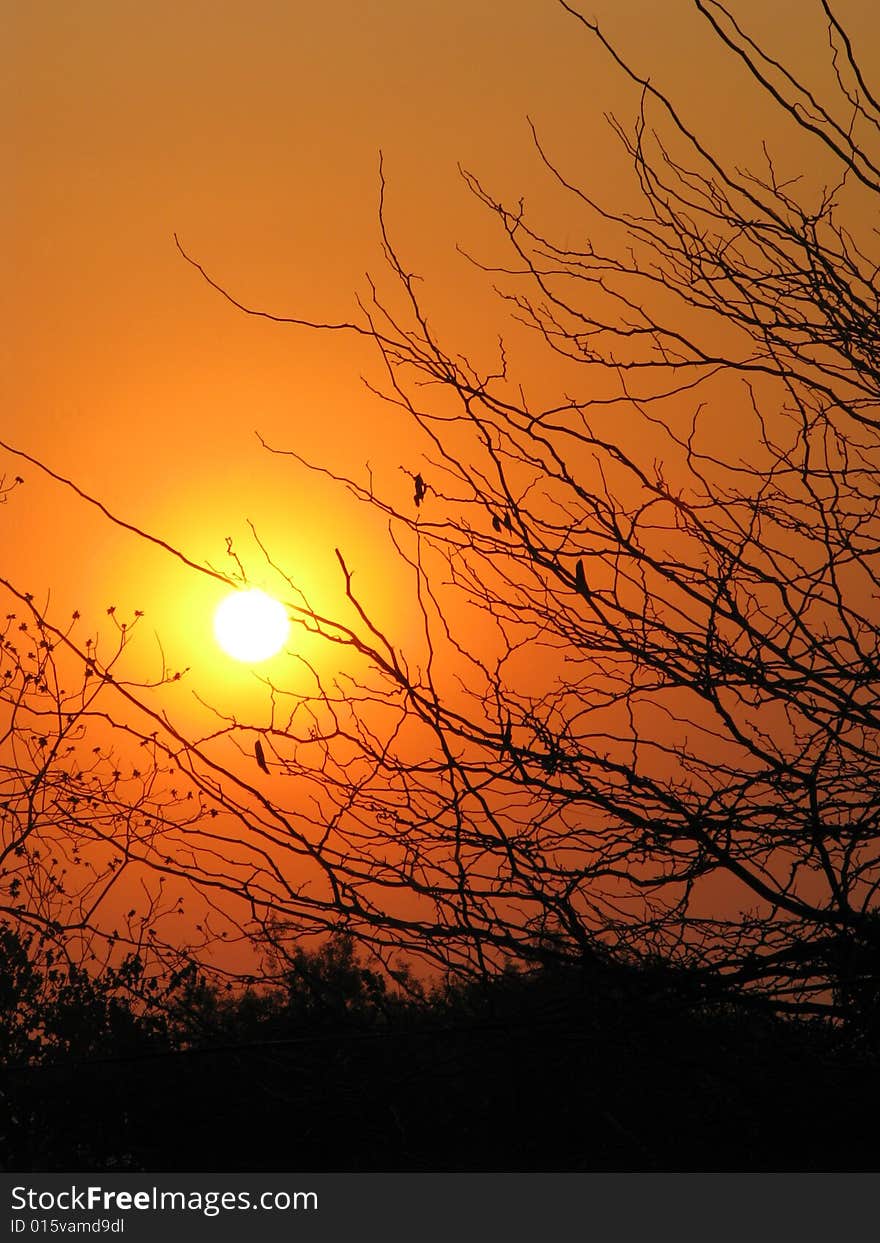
[0,572,231,988]
[5,0,880,1028]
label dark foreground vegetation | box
[2,928,878,1172]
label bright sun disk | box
[213,589,289,663]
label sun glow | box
[213,589,289,663]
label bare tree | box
[6,0,880,1024]
[0,578,204,980]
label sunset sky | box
[2,0,878,958]
[9,0,873,692]
[6,9,880,1185]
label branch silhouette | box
[4,0,880,1032]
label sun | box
[213,589,289,663]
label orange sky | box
[9,1,875,692]
[5,2,880,973]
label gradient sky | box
[5,0,880,983]
[5,0,878,695]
